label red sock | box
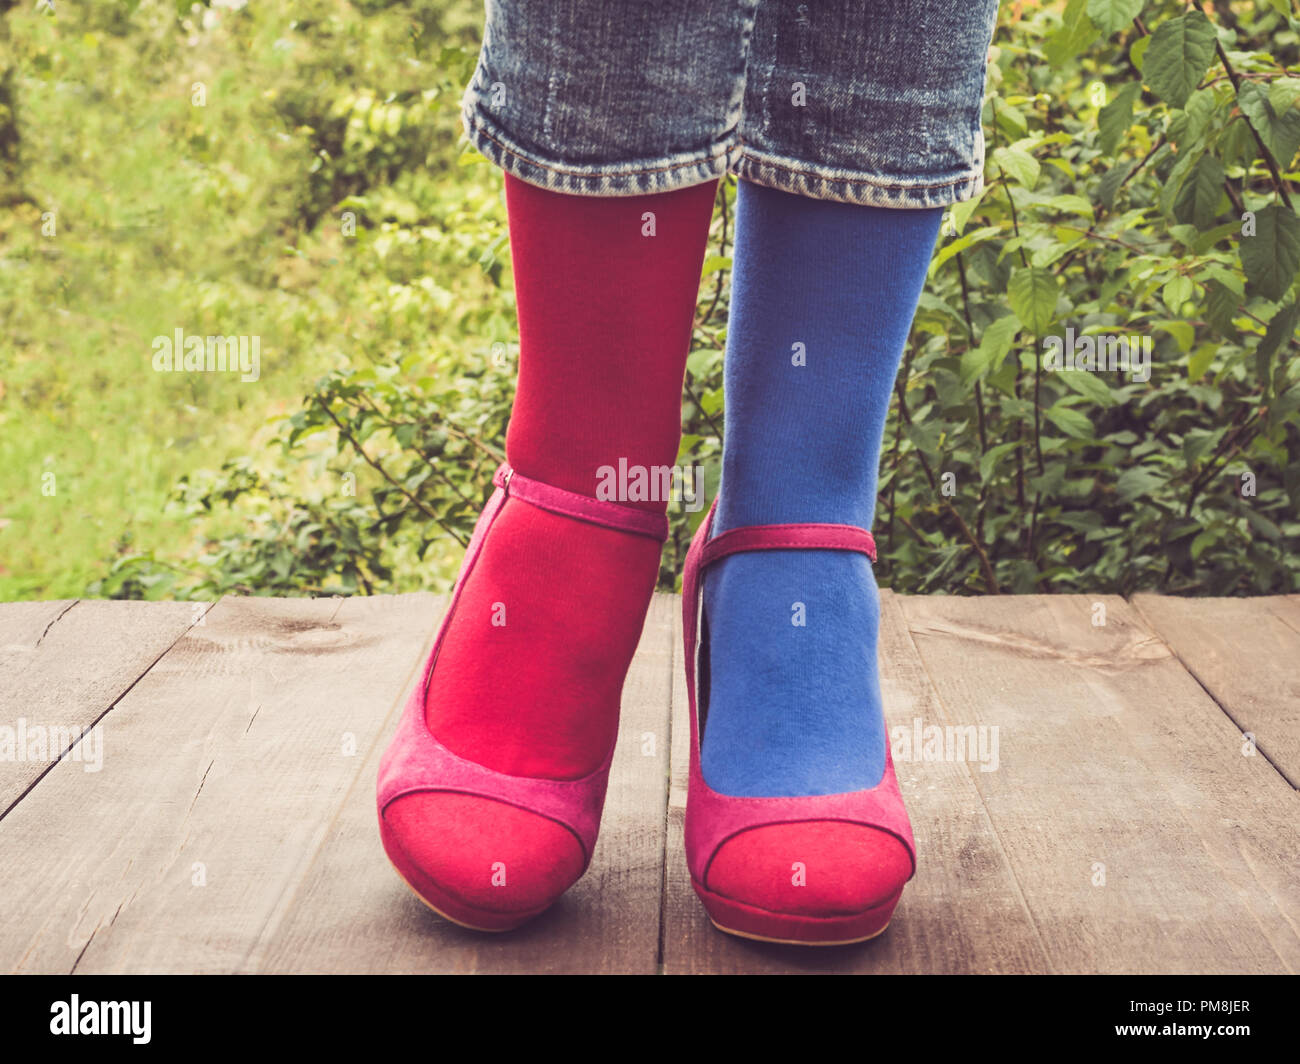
[425,175,717,779]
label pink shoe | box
[682,501,917,945]
[377,462,668,932]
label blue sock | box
[700,181,942,798]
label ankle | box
[426,500,662,779]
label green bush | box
[7,1,1299,599]
[869,0,1300,594]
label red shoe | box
[681,501,916,945]
[377,462,667,931]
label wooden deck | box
[0,592,1296,974]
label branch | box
[1215,39,1295,210]
[317,397,470,548]
[893,379,1001,593]
[1184,407,1262,518]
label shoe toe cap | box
[382,792,586,923]
[706,820,912,917]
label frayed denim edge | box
[733,149,984,209]
[462,103,735,197]
[462,102,985,208]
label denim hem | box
[463,99,986,209]
[462,101,736,197]
[732,147,985,209]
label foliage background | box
[1,0,1298,601]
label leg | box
[688,0,999,941]
[378,1,753,929]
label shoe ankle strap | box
[699,521,877,569]
[493,463,670,542]
[691,499,877,572]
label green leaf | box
[1270,78,1300,116]
[1116,465,1166,502]
[1243,508,1282,543]
[700,387,725,416]
[949,192,984,236]
[1096,160,1133,209]
[998,235,1028,265]
[1058,365,1118,406]
[1240,204,1300,301]
[1203,281,1239,335]
[961,314,1021,385]
[992,146,1040,190]
[1168,223,1201,251]
[1162,273,1194,314]
[1152,319,1195,352]
[1042,194,1096,219]
[1256,303,1300,381]
[1008,268,1061,334]
[1098,81,1141,155]
[1046,0,1101,66]
[1172,152,1225,230]
[1130,34,1150,71]
[996,104,1029,138]
[1159,142,1206,218]
[1168,89,1217,148]
[1143,11,1217,109]
[1219,115,1259,170]
[1187,343,1216,381]
[1238,81,1300,169]
[1044,401,1095,440]
[1043,156,1077,180]
[1087,0,1144,36]
[980,441,1020,483]
[1192,222,1240,254]
[1190,527,1220,560]
[930,225,1005,275]
[1031,239,1078,269]
[685,346,719,378]
[1202,264,1244,296]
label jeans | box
[460,0,1001,207]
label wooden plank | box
[1132,594,1300,789]
[0,599,204,815]
[254,592,676,974]
[0,599,77,656]
[0,593,439,973]
[10,590,1289,974]
[661,590,1052,974]
[898,594,1300,974]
